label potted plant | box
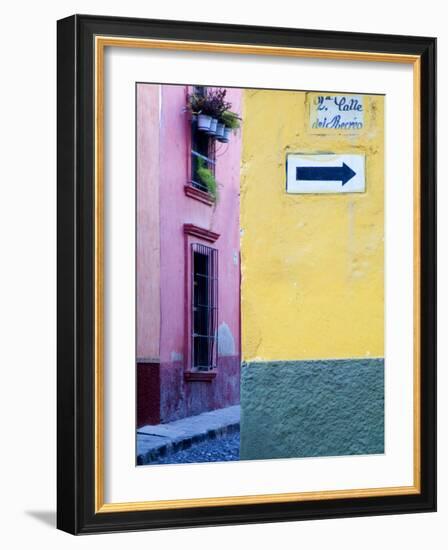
[195,89,232,133]
[186,93,212,131]
[196,157,218,201]
[219,110,241,143]
[215,122,225,140]
[207,117,218,136]
[205,88,231,136]
[186,89,239,140]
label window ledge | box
[184,370,217,382]
[184,184,215,206]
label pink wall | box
[137,84,242,425]
[136,85,160,361]
[158,85,242,365]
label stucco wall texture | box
[240,359,384,459]
[240,90,384,361]
[239,90,384,459]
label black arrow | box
[296,162,356,186]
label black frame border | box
[57,14,436,535]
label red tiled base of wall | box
[137,362,161,427]
[137,356,240,427]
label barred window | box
[190,86,215,192]
[191,243,218,371]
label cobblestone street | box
[149,431,240,465]
[137,405,240,465]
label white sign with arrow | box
[286,153,365,194]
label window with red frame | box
[190,86,216,192]
[191,243,218,371]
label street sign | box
[309,94,364,132]
[286,154,365,194]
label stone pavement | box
[137,405,240,465]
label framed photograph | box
[57,14,436,534]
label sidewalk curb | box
[137,423,240,465]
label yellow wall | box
[240,90,384,361]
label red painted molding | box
[184,184,215,206]
[183,223,220,242]
[184,370,217,382]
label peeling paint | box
[170,351,183,362]
[217,322,236,357]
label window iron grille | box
[191,150,216,165]
[191,243,218,371]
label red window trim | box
[183,223,220,243]
[184,184,215,206]
[183,229,220,381]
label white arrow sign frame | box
[286,153,366,194]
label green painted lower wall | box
[240,358,384,460]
